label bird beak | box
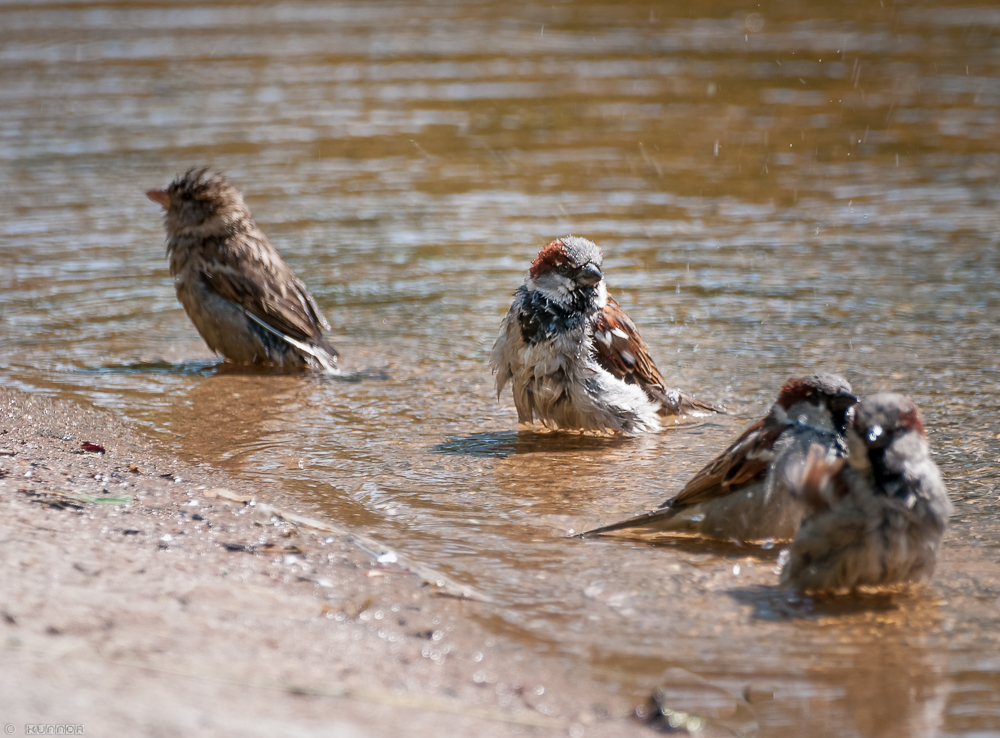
[145,188,171,209]
[830,389,858,410]
[576,263,603,286]
[839,388,858,402]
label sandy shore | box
[0,387,648,738]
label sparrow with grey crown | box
[578,373,857,542]
[781,392,951,592]
[147,168,338,372]
[490,236,721,436]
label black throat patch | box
[516,286,597,345]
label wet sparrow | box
[579,373,857,542]
[490,236,721,435]
[146,168,338,372]
[781,393,951,592]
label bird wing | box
[575,414,791,538]
[198,237,335,354]
[490,288,530,397]
[592,297,723,414]
[668,416,791,508]
[592,296,668,393]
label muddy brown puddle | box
[2,1,1000,735]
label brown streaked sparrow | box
[489,236,721,435]
[146,168,338,372]
[578,373,858,542]
[781,393,951,592]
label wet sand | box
[0,386,651,738]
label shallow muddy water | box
[2,1,1000,734]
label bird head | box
[776,373,858,433]
[524,236,606,311]
[146,168,248,237]
[845,392,927,483]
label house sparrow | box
[489,236,721,435]
[578,373,858,542]
[780,393,952,592]
[146,168,338,372]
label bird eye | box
[867,424,883,443]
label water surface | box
[2,1,1000,735]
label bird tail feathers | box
[241,310,339,374]
[574,506,682,538]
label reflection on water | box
[2,0,1000,734]
[81,360,220,376]
[434,431,634,458]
